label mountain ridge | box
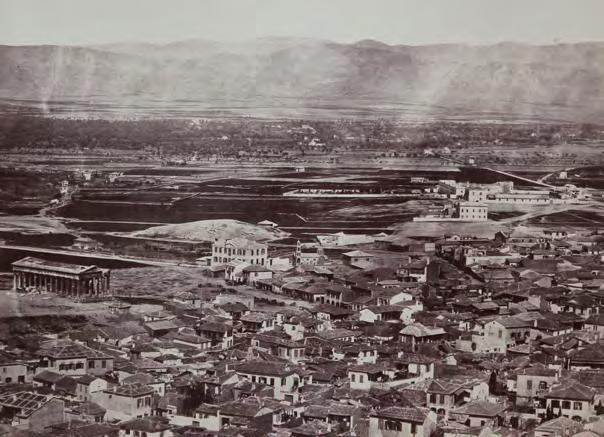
[0,38,603,121]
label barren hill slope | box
[131,219,289,242]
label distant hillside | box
[1,38,603,121]
[132,219,289,242]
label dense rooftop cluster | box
[2,221,604,436]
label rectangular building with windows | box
[211,238,267,267]
[457,202,488,221]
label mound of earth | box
[131,219,289,242]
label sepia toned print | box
[0,1,604,435]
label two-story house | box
[36,341,114,377]
[369,406,437,437]
[514,366,558,407]
[76,375,108,402]
[543,381,596,421]
[234,361,305,402]
[93,383,155,421]
[197,321,233,350]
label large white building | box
[457,202,488,221]
[466,182,554,206]
[211,238,267,267]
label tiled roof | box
[427,379,459,395]
[240,312,274,323]
[452,400,507,417]
[546,381,596,401]
[535,416,584,434]
[0,391,52,417]
[363,305,404,314]
[70,401,106,416]
[518,366,557,377]
[121,417,171,432]
[312,304,353,316]
[214,238,266,250]
[144,320,182,331]
[400,323,446,337]
[104,383,154,397]
[38,341,112,360]
[371,406,427,423]
[219,398,270,417]
[316,328,361,340]
[77,374,100,385]
[494,316,533,329]
[289,420,331,436]
[343,250,375,258]
[349,363,387,375]
[198,321,232,333]
[571,343,604,364]
[12,256,102,275]
[33,370,63,384]
[235,361,298,377]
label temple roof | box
[12,257,103,275]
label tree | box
[181,381,214,416]
[545,404,555,421]
[488,371,498,395]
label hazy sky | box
[1,0,603,46]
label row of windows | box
[461,207,487,213]
[429,394,447,404]
[124,430,165,437]
[214,247,266,256]
[59,362,84,370]
[213,256,266,265]
[350,373,364,383]
[136,396,152,408]
[525,380,548,390]
[249,375,289,386]
[550,400,583,410]
[378,420,417,433]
